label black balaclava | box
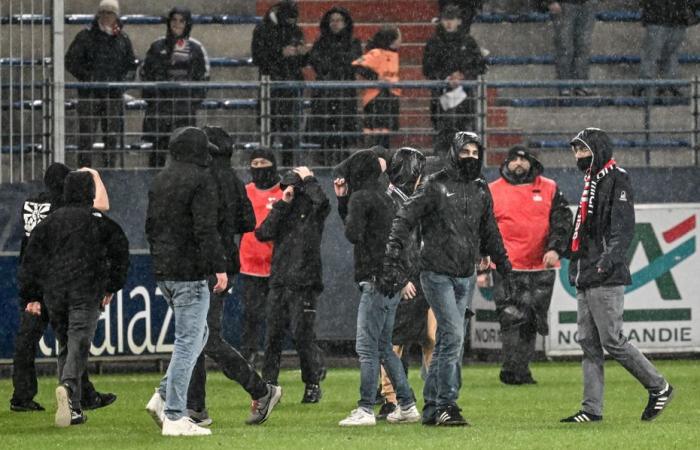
[576,156,593,173]
[387,147,426,196]
[570,127,614,174]
[275,0,299,26]
[249,148,279,189]
[500,145,544,184]
[63,171,95,207]
[44,162,72,199]
[450,131,484,181]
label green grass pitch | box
[1,360,698,449]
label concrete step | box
[257,0,437,23]
[64,0,255,17]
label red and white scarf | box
[570,158,617,252]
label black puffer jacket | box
[65,16,136,87]
[641,0,699,27]
[204,126,255,276]
[336,150,396,283]
[255,174,330,290]
[567,128,635,289]
[145,127,227,280]
[18,172,129,306]
[386,135,511,279]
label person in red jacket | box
[485,146,572,385]
[239,148,283,365]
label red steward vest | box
[239,183,283,277]
[489,175,558,270]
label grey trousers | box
[640,25,687,80]
[576,286,665,416]
[552,1,596,80]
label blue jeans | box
[640,25,687,80]
[355,281,414,411]
[157,280,210,420]
[420,271,476,410]
[552,1,595,80]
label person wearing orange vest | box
[352,26,401,150]
[239,148,283,365]
[486,146,572,385]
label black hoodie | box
[310,7,362,82]
[567,128,635,289]
[385,133,511,280]
[146,127,227,280]
[18,172,130,306]
[335,149,397,283]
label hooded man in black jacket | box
[18,170,129,427]
[140,6,210,167]
[334,150,420,427]
[380,131,512,426]
[65,0,137,167]
[11,164,115,413]
[185,127,280,426]
[561,128,674,424]
[256,166,329,403]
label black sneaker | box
[519,373,537,385]
[301,384,322,404]
[560,410,602,423]
[83,392,117,410]
[499,371,522,385]
[376,401,397,420]
[70,409,87,425]
[10,400,45,412]
[436,405,469,426]
[641,383,674,421]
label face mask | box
[576,156,593,173]
[250,166,278,189]
[458,157,481,180]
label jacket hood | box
[319,6,354,40]
[334,149,381,191]
[249,147,278,171]
[499,145,543,183]
[169,127,215,167]
[366,26,400,51]
[166,6,193,40]
[570,128,614,173]
[448,131,484,174]
[203,126,233,160]
[387,147,426,194]
[265,0,299,26]
[44,162,72,196]
[279,170,303,189]
[63,171,95,206]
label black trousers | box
[187,286,268,411]
[76,91,124,167]
[239,274,269,361]
[11,303,97,405]
[45,294,101,410]
[262,286,322,386]
[493,270,555,376]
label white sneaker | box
[387,404,421,424]
[162,416,212,436]
[146,388,165,429]
[339,408,376,426]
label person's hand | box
[543,250,560,268]
[101,293,114,308]
[282,185,295,203]
[478,256,491,272]
[400,281,417,300]
[25,301,41,316]
[213,273,228,293]
[477,273,490,288]
[293,166,313,180]
[297,44,310,55]
[334,178,348,197]
[548,2,562,14]
[282,45,297,57]
[77,167,98,175]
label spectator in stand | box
[65,0,136,167]
[11,165,115,414]
[252,0,309,157]
[19,171,129,427]
[256,167,329,404]
[238,149,283,367]
[185,127,282,427]
[352,26,402,150]
[140,7,210,167]
[438,1,484,32]
[423,5,487,157]
[485,146,572,385]
[637,1,700,97]
[546,1,595,96]
[308,7,363,162]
